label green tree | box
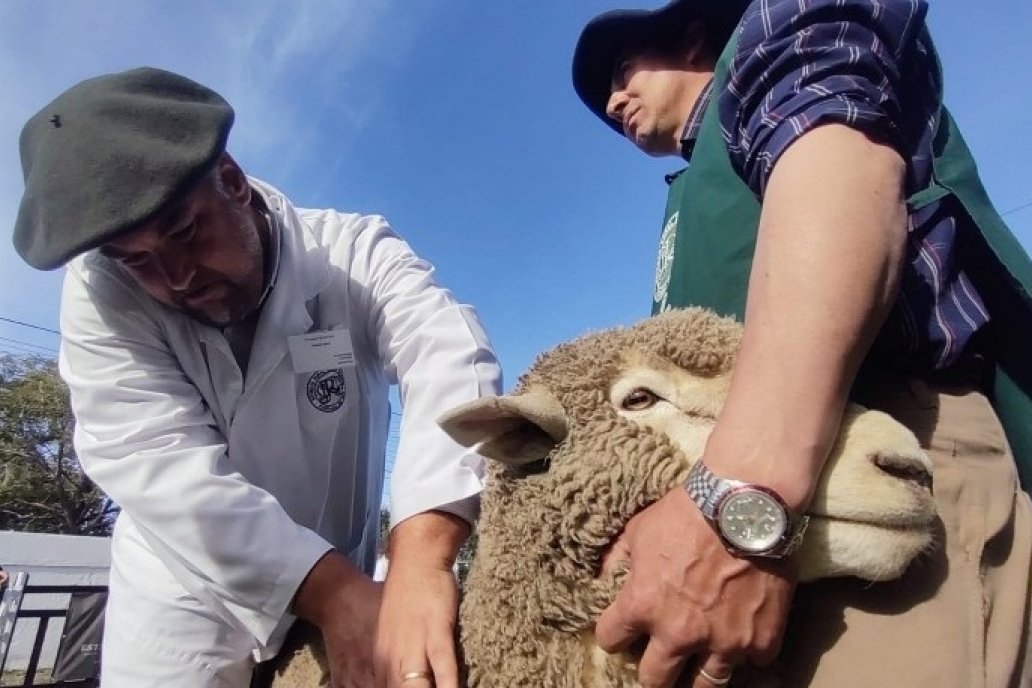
[379,507,391,553]
[455,527,478,588]
[0,353,116,535]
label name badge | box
[288,329,356,373]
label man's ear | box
[214,152,251,206]
[438,387,567,467]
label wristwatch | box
[685,460,809,558]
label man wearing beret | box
[572,0,1032,687]
[13,67,502,688]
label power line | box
[0,341,52,357]
[1001,199,1032,218]
[0,335,58,354]
[0,315,60,335]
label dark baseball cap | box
[572,0,749,135]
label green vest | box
[652,37,1032,490]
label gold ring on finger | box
[699,667,733,686]
[401,669,433,682]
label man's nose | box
[606,91,628,123]
[158,247,196,292]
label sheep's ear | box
[438,388,567,467]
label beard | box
[173,280,260,327]
[180,201,269,327]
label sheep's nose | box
[874,454,933,492]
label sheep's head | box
[441,308,936,584]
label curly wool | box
[461,308,742,687]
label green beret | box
[14,67,234,270]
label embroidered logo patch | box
[654,210,679,305]
[307,368,346,413]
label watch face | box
[716,489,788,554]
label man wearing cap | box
[572,1,1032,687]
[13,67,502,688]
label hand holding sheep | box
[291,551,383,688]
[373,511,470,688]
[596,489,796,688]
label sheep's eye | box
[621,388,658,411]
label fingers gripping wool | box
[459,409,694,686]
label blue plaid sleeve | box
[719,0,938,198]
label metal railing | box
[0,573,104,688]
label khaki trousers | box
[778,380,1032,688]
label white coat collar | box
[249,177,332,307]
[199,178,333,391]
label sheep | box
[442,307,935,687]
[265,307,936,688]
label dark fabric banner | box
[52,590,107,681]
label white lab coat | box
[58,178,502,651]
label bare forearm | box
[706,124,908,510]
[292,550,369,628]
[293,551,383,685]
[388,509,471,570]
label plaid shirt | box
[680,0,988,371]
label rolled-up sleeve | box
[720,0,936,197]
[346,217,503,529]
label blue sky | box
[1,1,1030,456]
